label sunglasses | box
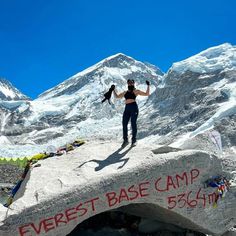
[127,80,135,84]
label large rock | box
[0,141,235,236]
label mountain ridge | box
[0,43,235,155]
[0,78,29,101]
[37,52,162,100]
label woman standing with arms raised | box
[113,79,150,147]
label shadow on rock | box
[77,147,132,171]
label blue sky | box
[0,0,235,99]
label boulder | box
[0,141,235,236]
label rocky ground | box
[0,164,23,204]
[0,164,23,184]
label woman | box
[113,79,150,147]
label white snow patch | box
[0,84,16,99]
[0,113,11,132]
[171,43,236,74]
[16,102,30,113]
[0,136,11,145]
[170,133,192,148]
[25,95,76,125]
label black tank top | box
[124,90,136,100]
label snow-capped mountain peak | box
[0,53,162,147]
[170,43,236,74]
[37,53,162,100]
[0,78,29,101]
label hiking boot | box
[131,141,137,147]
[121,140,129,148]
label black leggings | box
[122,102,139,142]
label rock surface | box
[0,141,235,236]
